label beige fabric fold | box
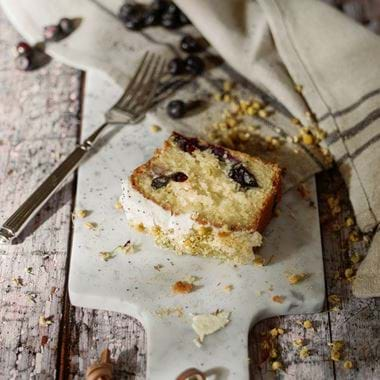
[176,0,380,297]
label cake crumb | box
[343,360,353,369]
[331,350,341,362]
[272,295,285,304]
[172,281,193,294]
[84,222,97,230]
[302,320,314,329]
[155,306,184,318]
[270,328,285,337]
[349,231,360,242]
[328,294,341,305]
[99,251,115,262]
[223,80,233,92]
[74,209,89,219]
[223,284,234,293]
[299,346,310,359]
[293,338,304,348]
[294,84,303,93]
[327,196,341,215]
[350,253,362,264]
[114,200,123,210]
[134,223,146,233]
[12,277,23,287]
[119,240,135,254]
[270,348,278,359]
[287,273,307,285]
[344,268,354,279]
[193,337,202,348]
[154,264,163,271]
[329,341,344,352]
[345,217,354,227]
[39,315,54,327]
[150,124,162,133]
[271,361,283,371]
[192,310,230,342]
[253,255,265,266]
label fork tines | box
[115,52,167,117]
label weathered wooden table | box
[0,6,379,380]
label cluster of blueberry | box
[14,18,74,71]
[118,0,189,31]
[166,35,207,119]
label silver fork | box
[0,52,166,244]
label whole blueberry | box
[167,58,185,75]
[171,172,188,182]
[166,3,180,14]
[124,15,144,30]
[43,24,61,41]
[179,12,190,25]
[173,134,199,153]
[151,175,170,189]
[59,18,74,35]
[143,9,161,26]
[119,3,144,30]
[184,55,205,75]
[161,12,181,29]
[150,0,169,14]
[180,35,202,53]
[16,41,32,55]
[229,163,258,188]
[167,100,186,119]
[15,54,32,71]
[118,3,138,21]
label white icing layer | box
[121,179,194,235]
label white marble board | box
[1,1,325,378]
[67,71,324,380]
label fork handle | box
[0,123,109,244]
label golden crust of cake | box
[131,132,281,233]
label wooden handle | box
[176,367,206,380]
[85,348,113,380]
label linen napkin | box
[175,0,380,297]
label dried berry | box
[15,54,32,71]
[168,58,185,75]
[43,24,61,41]
[210,146,227,161]
[179,12,190,25]
[167,99,186,119]
[59,18,74,35]
[171,172,188,182]
[184,55,205,75]
[180,35,203,53]
[143,9,161,26]
[229,163,258,188]
[16,41,32,55]
[151,0,169,14]
[161,12,181,29]
[151,175,170,189]
[173,134,198,153]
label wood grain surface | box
[0,4,379,380]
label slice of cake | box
[121,132,281,264]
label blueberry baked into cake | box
[121,132,281,264]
